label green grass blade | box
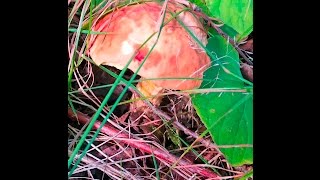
[151,152,160,180]
[68,49,138,170]
[68,28,107,34]
[68,0,91,91]
[174,15,252,86]
[168,92,252,172]
[68,96,78,120]
[68,0,82,27]
[68,9,169,175]
[68,5,204,176]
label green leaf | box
[91,0,106,9]
[191,34,253,166]
[219,24,239,40]
[191,0,253,41]
[205,0,253,40]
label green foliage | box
[91,0,106,9]
[191,34,253,166]
[191,0,253,41]
[219,24,239,39]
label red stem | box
[68,108,219,179]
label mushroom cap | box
[89,1,211,90]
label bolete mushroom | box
[88,1,210,110]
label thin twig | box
[68,108,219,179]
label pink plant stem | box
[68,108,219,179]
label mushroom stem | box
[130,79,165,111]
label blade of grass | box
[67,65,252,95]
[81,0,154,30]
[68,0,84,27]
[175,131,221,175]
[151,151,160,180]
[68,95,78,120]
[174,13,253,86]
[68,5,170,175]
[81,6,251,175]
[68,0,91,91]
[68,3,251,178]
[167,93,252,175]
[68,108,219,178]
[68,28,107,34]
[68,55,132,170]
[68,6,206,175]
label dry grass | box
[68,0,253,179]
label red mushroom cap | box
[89,1,211,90]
